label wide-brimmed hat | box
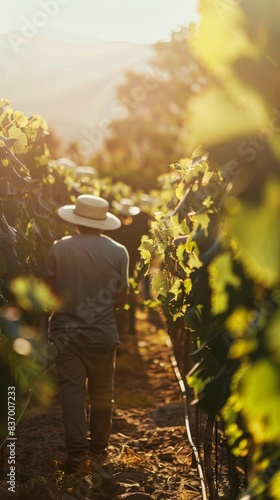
[58,195,121,230]
[111,198,140,217]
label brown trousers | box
[53,335,116,454]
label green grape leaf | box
[229,338,259,359]
[188,253,203,270]
[35,153,51,167]
[140,249,151,265]
[270,471,280,500]
[186,87,267,150]
[10,276,60,313]
[226,181,280,287]
[8,125,28,154]
[189,211,211,235]
[208,251,241,315]
[169,277,183,300]
[225,306,256,337]
[28,114,49,132]
[184,278,192,294]
[239,360,280,444]
[13,110,28,128]
[0,98,9,109]
[152,269,170,297]
[187,371,212,394]
[194,0,258,72]
[202,195,214,209]
[172,311,184,321]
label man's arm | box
[115,287,129,310]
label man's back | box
[44,233,129,344]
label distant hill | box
[0,30,152,154]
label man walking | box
[44,194,129,472]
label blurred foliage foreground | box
[1,1,280,498]
[138,1,280,499]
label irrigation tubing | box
[166,336,208,500]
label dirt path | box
[0,309,205,499]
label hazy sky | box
[0,0,199,44]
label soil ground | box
[0,308,231,499]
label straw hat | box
[58,195,121,230]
